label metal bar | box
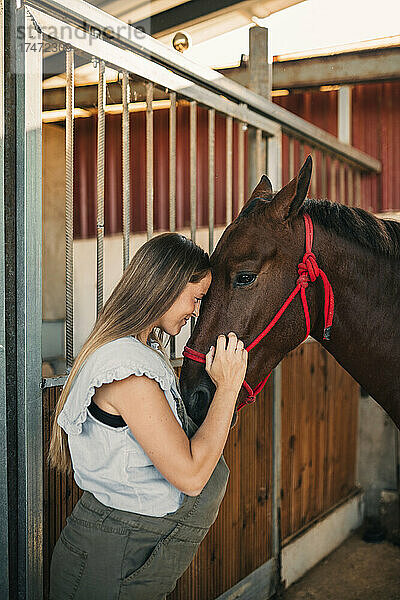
[310,148,317,198]
[288,136,295,180]
[226,116,233,224]
[96,60,106,316]
[121,71,130,270]
[28,2,380,172]
[299,141,304,167]
[146,81,154,239]
[15,8,43,597]
[41,375,68,389]
[268,128,283,191]
[339,161,345,205]
[0,2,8,595]
[208,108,215,254]
[169,91,177,361]
[65,49,74,369]
[238,120,245,213]
[272,365,282,565]
[169,91,176,233]
[330,157,337,203]
[348,167,354,207]
[190,100,197,242]
[355,170,362,208]
[321,152,327,198]
[256,128,263,181]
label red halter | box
[183,214,334,411]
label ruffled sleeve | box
[58,337,174,435]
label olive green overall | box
[50,415,229,600]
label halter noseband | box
[183,214,334,412]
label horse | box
[179,156,400,430]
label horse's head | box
[180,156,322,426]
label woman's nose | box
[192,303,200,318]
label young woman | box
[49,232,247,600]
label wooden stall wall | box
[43,344,359,598]
[280,342,359,543]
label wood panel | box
[280,342,359,542]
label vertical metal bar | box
[299,141,304,166]
[15,8,43,597]
[321,152,327,198]
[256,128,263,181]
[310,148,317,198]
[330,157,336,203]
[190,100,197,334]
[348,167,354,207]
[65,50,74,369]
[339,161,345,205]
[288,136,295,180]
[225,116,233,224]
[208,108,215,254]
[169,92,177,360]
[146,82,154,239]
[169,91,176,233]
[121,71,130,270]
[190,100,197,242]
[238,120,245,212]
[97,60,106,316]
[355,170,362,208]
[272,365,282,559]
[267,128,283,190]
[0,2,8,596]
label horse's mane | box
[235,197,400,259]
[300,199,400,259]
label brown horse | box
[180,157,400,430]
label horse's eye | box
[234,272,257,287]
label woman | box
[49,232,247,600]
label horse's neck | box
[311,229,400,426]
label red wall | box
[73,105,247,239]
[73,81,399,238]
[275,82,400,213]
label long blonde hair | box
[49,233,210,473]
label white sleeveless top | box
[58,336,185,516]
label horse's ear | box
[268,155,312,222]
[238,174,274,216]
[250,174,273,200]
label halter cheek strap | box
[183,214,334,412]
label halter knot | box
[297,251,319,288]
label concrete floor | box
[282,531,400,600]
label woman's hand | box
[205,332,248,395]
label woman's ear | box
[267,155,312,222]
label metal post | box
[348,167,354,207]
[268,127,283,191]
[190,100,197,242]
[330,157,337,203]
[169,91,176,233]
[8,7,43,598]
[338,85,352,145]
[146,82,154,239]
[288,136,295,180]
[226,116,233,224]
[238,120,245,213]
[0,2,8,596]
[321,152,327,198]
[248,26,270,194]
[355,170,362,208]
[65,50,74,369]
[97,60,106,316]
[121,71,130,270]
[208,108,215,254]
[310,148,317,198]
[272,364,282,561]
[339,161,345,205]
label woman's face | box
[157,272,212,336]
